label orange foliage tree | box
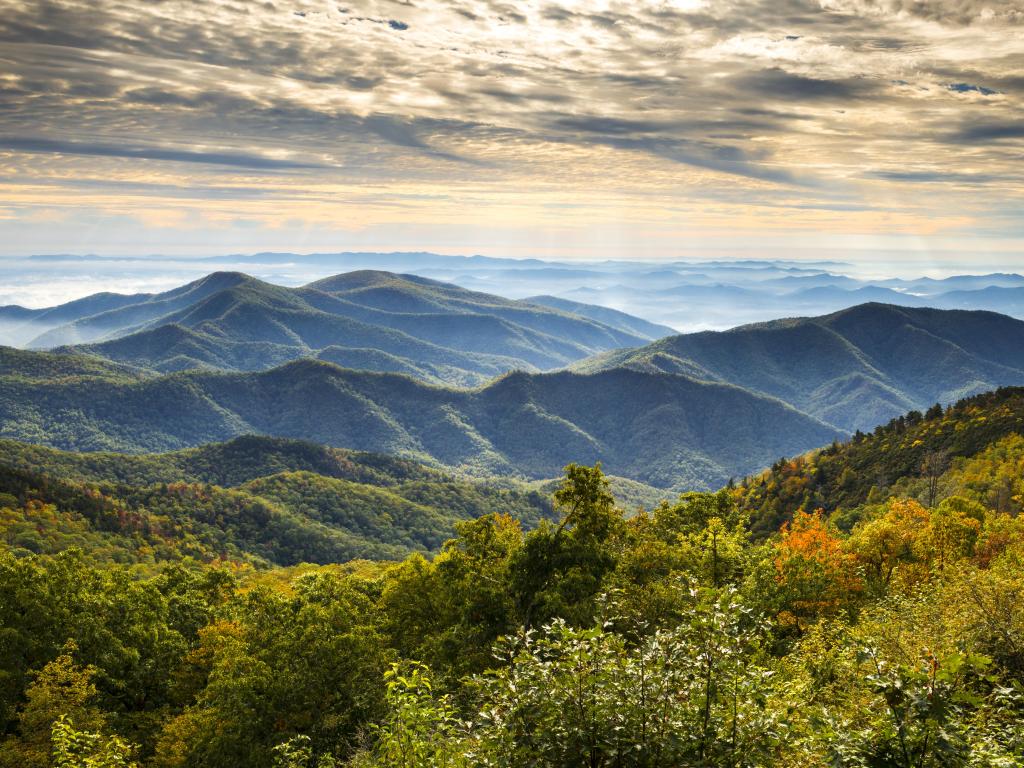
[772,510,861,632]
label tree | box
[510,464,623,631]
[153,574,387,768]
[470,586,782,767]
[767,510,860,633]
[352,663,468,768]
[921,450,950,507]
[51,716,138,768]
[2,645,108,768]
[379,514,524,679]
[928,497,983,571]
[653,489,744,536]
[852,647,992,768]
[848,499,930,594]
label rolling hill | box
[0,434,557,565]
[0,349,840,491]
[522,295,677,339]
[1,271,665,386]
[574,304,1024,432]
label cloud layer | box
[0,0,1021,258]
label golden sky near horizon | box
[0,0,1021,260]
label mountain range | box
[8,252,1024,335]
[3,270,1024,490]
[574,303,1024,433]
[0,271,664,385]
[0,349,839,491]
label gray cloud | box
[0,0,1020,246]
[732,68,881,102]
[867,170,1005,184]
[950,123,1024,143]
[600,136,804,185]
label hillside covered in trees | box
[2,388,1023,766]
[0,435,559,566]
[737,386,1024,535]
[6,303,1024,492]
[0,348,841,490]
[575,303,1024,432]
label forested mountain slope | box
[0,351,839,490]
[1,271,663,386]
[0,435,555,565]
[575,303,1024,432]
[736,385,1024,535]
[523,294,677,339]
[4,419,1024,767]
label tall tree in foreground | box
[510,463,623,632]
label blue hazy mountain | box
[574,303,1024,432]
[2,271,668,386]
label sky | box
[0,0,1022,265]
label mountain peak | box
[575,301,1024,433]
[184,271,258,291]
[304,270,443,293]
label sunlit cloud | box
[0,0,1019,260]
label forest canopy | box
[2,402,1024,767]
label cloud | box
[0,0,1020,254]
[597,136,805,185]
[820,0,1024,25]
[946,82,999,95]
[867,170,1004,184]
[0,136,326,170]
[731,68,880,102]
[949,123,1024,143]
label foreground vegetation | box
[2,391,1024,766]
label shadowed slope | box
[0,351,840,491]
[574,304,1024,432]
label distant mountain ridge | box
[0,271,666,386]
[3,301,1024,491]
[0,348,840,491]
[11,253,1024,335]
[573,303,1024,432]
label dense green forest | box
[737,386,1024,535]
[0,436,556,566]
[2,391,1024,766]
[0,347,839,490]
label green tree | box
[510,464,624,631]
[51,716,137,768]
[353,662,468,768]
[471,586,782,767]
[1,645,107,768]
